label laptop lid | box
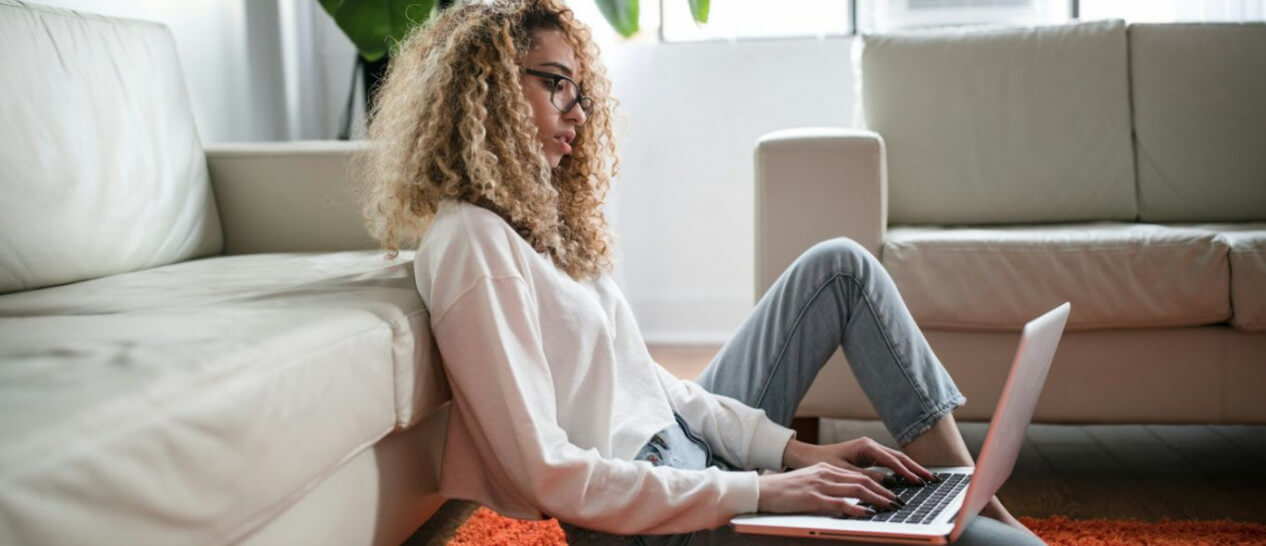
[731,302,1070,543]
[948,302,1069,541]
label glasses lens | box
[552,78,580,112]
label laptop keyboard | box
[858,472,969,525]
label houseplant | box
[319,0,710,138]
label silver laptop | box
[731,302,1070,544]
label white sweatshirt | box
[411,199,795,535]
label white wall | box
[601,38,858,343]
[29,0,294,144]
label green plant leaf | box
[688,0,709,24]
[595,0,639,38]
[318,0,435,62]
[386,0,436,54]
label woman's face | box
[521,29,588,169]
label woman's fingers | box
[815,466,896,504]
[808,463,896,502]
[847,437,933,484]
[849,468,899,502]
[821,480,900,510]
[816,494,878,518]
[835,461,888,484]
[860,445,941,486]
[761,463,922,517]
[895,449,938,481]
[884,447,938,482]
[869,449,921,483]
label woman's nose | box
[564,103,586,126]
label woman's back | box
[415,199,771,529]
[414,198,677,458]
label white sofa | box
[757,19,1266,426]
[0,3,450,544]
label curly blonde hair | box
[358,0,618,280]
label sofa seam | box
[1125,21,1143,222]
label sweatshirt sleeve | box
[430,274,762,535]
[651,364,796,473]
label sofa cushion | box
[0,252,446,544]
[858,19,1136,225]
[0,2,222,294]
[1130,23,1266,222]
[1190,224,1266,331]
[881,223,1230,330]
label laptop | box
[731,302,1070,544]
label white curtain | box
[278,0,328,140]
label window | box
[652,0,1264,43]
[1077,0,1266,23]
[659,0,854,42]
[860,0,1070,31]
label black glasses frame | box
[523,68,593,114]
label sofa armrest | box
[754,128,887,299]
[206,141,379,254]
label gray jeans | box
[561,238,1042,545]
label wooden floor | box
[403,344,1266,544]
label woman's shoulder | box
[428,198,506,234]
[421,199,516,250]
[415,199,535,286]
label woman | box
[359,1,1042,544]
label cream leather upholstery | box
[755,128,887,298]
[758,20,1266,425]
[207,142,380,254]
[858,20,1137,225]
[882,224,1231,330]
[0,0,222,294]
[0,252,448,544]
[1201,224,1266,331]
[1130,24,1266,222]
[0,3,448,544]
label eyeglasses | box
[523,68,593,115]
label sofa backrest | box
[0,1,222,294]
[858,19,1138,225]
[1130,23,1266,222]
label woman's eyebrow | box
[537,61,573,77]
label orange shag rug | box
[449,507,1266,545]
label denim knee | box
[797,237,876,279]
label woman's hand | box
[782,437,937,485]
[757,462,901,517]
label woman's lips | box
[554,136,572,154]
